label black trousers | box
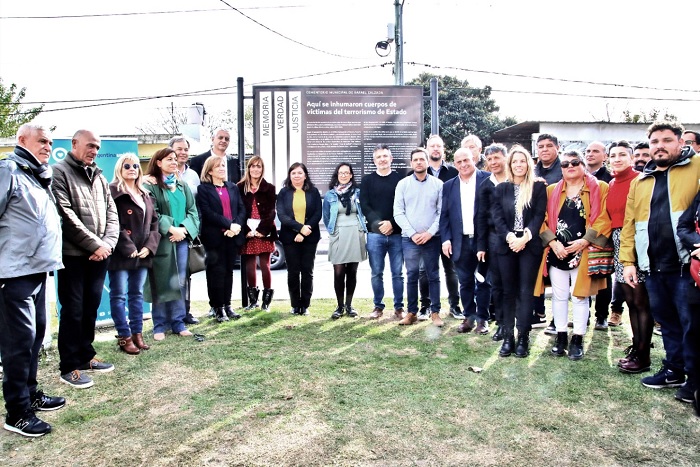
[204,240,238,308]
[283,240,318,308]
[0,273,47,418]
[497,249,540,334]
[57,256,108,374]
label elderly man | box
[0,124,65,437]
[621,121,700,405]
[461,134,485,169]
[440,148,491,334]
[52,130,119,389]
[189,128,241,183]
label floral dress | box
[547,193,586,270]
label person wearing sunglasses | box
[535,150,611,360]
[108,154,160,354]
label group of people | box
[2,122,700,439]
[0,126,278,437]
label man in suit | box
[189,128,241,184]
[439,148,491,334]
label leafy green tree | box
[0,78,45,137]
[622,108,678,124]
[407,73,517,157]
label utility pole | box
[394,0,404,85]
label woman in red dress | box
[238,156,278,311]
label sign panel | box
[253,85,424,192]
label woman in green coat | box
[143,148,200,341]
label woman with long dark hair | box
[323,163,367,319]
[237,156,277,311]
[143,148,200,341]
[197,156,246,322]
[535,150,611,360]
[108,153,160,353]
[492,146,547,357]
[276,162,322,316]
[606,141,653,374]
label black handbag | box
[188,236,206,274]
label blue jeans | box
[108,267,148,336]
[151,240,188,334]
[646,269,693,377]
[403,236,440,313]
[366,232,404,310]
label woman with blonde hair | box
[197,156,246,322]
[237,156,277,311]
[491,145,547,357]
[535,150,611,360]
[108,153,161,353]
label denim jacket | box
[323,188,367,235]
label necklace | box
[215,184,224,196]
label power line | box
[216,0,368,60]
[0,6,305,20]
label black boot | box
[244,287,260,311]
[225,305,241,320]
[261,288,274,311]
[345,304,358,318]
[492,325,504,342]
[568,334,584,360]
[499,332,515,357]
[215,307,229,323]
[551,332,568,356]
[515,331,530,358]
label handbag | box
[587,244,614,276]
[691,217,700,288]
[188,236,207,274]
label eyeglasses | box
[560,159,583,168]
[686,139,697,145]
[338,171,352,176]
[122,163,139,170]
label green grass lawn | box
[2,298,699,466]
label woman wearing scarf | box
[535,150,611,360]
[323,163,368,319]
[197,156,246,323]
[108,153,160,354]
[143,148,200,341]
[606,141,653,374]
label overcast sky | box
[2,0,699,138]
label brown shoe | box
[619,355,651,374]
[116,335,140,355]
[608,312,623,326]
[398,312,417,325]
[474,319,490,335]
[431,312,444,327]
[367,307,383,319]
[132,333,150,350]
[394,308,405,319]
[457,317,475,333]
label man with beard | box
[633,142,651,172]
[621,121,700,406]
[416,135,460,320]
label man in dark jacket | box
[189,128,241,183]
[52,130,119,389]
[0,124,65,437]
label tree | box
[406,73,517,156]
[622,108,678,124]
[0,78,45,138]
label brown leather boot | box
[116,335,140,355]
[132,333,150,350]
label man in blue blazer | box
[439,148,491,334]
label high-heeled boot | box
[261,288,274,311]
[515,331,530,358]
[244,287,260,311]
[116,335,140,355]
[132,332,150,350]
[499,331,515,357]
